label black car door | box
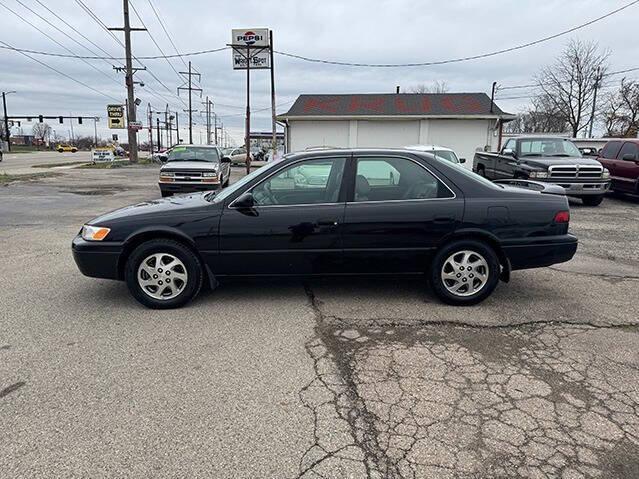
[496,139,518,178]
[216,156,349,276]
[341,154,464,273]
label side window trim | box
[228,156,349,209]
[348,154,456,204]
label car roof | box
[172,144,219,149]
[404,144,454,152]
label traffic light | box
[78,117,83,125]
[39,115,43,123]
[59,116,63,124]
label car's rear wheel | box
[476,166,486,177]
[581,195,604,206]
[430,240,500,306]
[125,239,203,309]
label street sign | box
[128,121,143,131]
[232,28,270,70]
[107,104,125,130]
[92,148,115,162]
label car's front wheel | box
[124,239,204,309]
[429,240,500,306]
[581,195,604,206]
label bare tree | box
[409,81,449,94]
[32,122,52,145]
[603,78,639,137]
[535,39,609,137]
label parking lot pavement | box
[1,167,638,478]
[0,150,94,174]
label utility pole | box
[245,43,251,174]
[213,112,218,145]
[69,113,75,145]
[93,118,98,147]
[156,117,161,151]
[490,81,498,114]
[147,103,153,154]
[178,61,202,144]
[269,30,277,156]
[175,112,180,145]
[2,91,13,152]
[589,67,602,138]
[109,0,146,163]
[202,96,212,145]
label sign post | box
[229,28,272,174]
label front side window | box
[432,150,459,164]
[503,139,515,152]
[600,141,622,159]
[354,157,454,202]
[252,157,346,206]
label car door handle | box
[433,216,454,224]
[317,219,339,226]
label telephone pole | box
[269,30,277,155]
[2,91,15,152]
[589,67,602,138]
[109,0,146,163]
[201,97,214,145]
[178,61,202,144]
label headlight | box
[602,168,610,179]
[529,171,549,179]
[159,171,174,178]
[81,225,111,241]
[202,172,217,177]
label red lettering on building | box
[303,98,340,113]
[440,95,483,114]
[348,97,385,113]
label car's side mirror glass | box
[233,192,255,208]
[502,148,515,156]
[622,153,637,161]
[459,157,466,163]
[221,156,231,163]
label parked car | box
[73,148,577,309]
[158,145,231,197]
[225,146,253,166]
[579,147,599,157]
[56,144,77,153]
[151,148,169,164]
[597,139,639,195]
[473,136,610,206]
[405,145,466,164]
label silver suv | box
[158,145,231,197]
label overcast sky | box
[1,0,637,144]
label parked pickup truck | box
[473,136,610,206]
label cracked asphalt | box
[1,164,638,478]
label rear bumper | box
[502,234,578,270]
[72,235,122,280]
[158,182,221,194]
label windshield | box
[519,139,582,157]
[208,160,283,203]
[167,146,219,162]
[432,150,459,163]
[222,147,234,156]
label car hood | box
[519,156,602,168]
[88,191,216,225]
[161,160,219,171]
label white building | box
[277,93,515,169]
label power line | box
[146,0,188,70]
[0,39,119,101]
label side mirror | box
[221,156,231,163]
[622,153,637,161]
[502,148,515,156]
[459,157,466,163]
[232,192,255,209]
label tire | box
[161,191,173,198]
[581,195,604,206]
[429,240,500,306]
[124,239,204,309]
[223,174,230,187]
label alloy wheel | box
[137,253,188,300]
[441,250,489,297]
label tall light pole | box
[2,91,16,152]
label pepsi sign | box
[231,28,271,70]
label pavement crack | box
[0,381,26,399]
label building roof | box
[279,93,514,120]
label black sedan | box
[72,148,578,309]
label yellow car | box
[57,144,78,153]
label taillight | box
[554,211,570,223]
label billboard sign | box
[232,28,270,70]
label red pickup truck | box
[597,139,639,195]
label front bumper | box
[72,235,123,280]
[502,234,578,271]
[158,181,221,194]
[546,180,610,196]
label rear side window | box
[618,142,639,160]
[600,141,623,159]
[354,157,454,202]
